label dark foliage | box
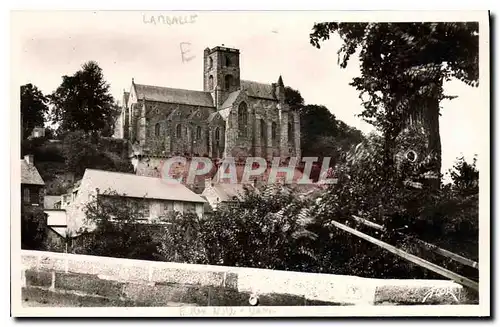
[21,84,49,139]
[49,61,119,137]
[283,86,365,166]
[21,205,47,250]
[73,190,161,261]
[62,131,133,179]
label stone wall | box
[20,250,478,307]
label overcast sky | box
[11,11,486,178]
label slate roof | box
[241,80,277,100]
[134,83,214,107]
[20,160,45,185]
[221,90,241,109]
[212,183,254,202]
[207,111,223,123]
[83,169,206,203]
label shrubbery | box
[21,205,47,250]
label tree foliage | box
[49,61,118,136]
[21,205,47,250]
[21,84,49,139]
[310,22,479,180]
[299,104,364,164]
[448,155,479,195]
[284,86,365,165]
[62,130,134,179]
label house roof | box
[241,80,277,100]
[44,195,61,209]
[83,169,206,203]
[20,160,45,185]
[134,83,214,107]
[212,183,254,202]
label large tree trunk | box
[426,95,442,189]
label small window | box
[196,126,202,140]
[208,57,213,69]
[163,201,174,214]
[176,124,182,138]
[238,102,248,138]
[225,75,233,90]
[225,56,231,66]
[288,123,293,142]
[31,189,40,204]
[208,75,214,90]
[155,123,161,137]
[260,119,266,139]
[185,202,196,213]
[215,127,220,141]
[23,188,30,203]
[137,201,150,220]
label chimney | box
[24,154,34,165]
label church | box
[115,45,301,163]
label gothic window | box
[163,201,174,214]
[272,122,277,144]
[196,126,202,140]
[185,202,196,213]
[208,75,214,90]
[23,188,30,203]
[225,75,233,90]
[176,124,182,138]
[155,123,161,137]
[260,119,266,139]
[225,55,231,66]
[215,127,220,142]
[238,102,248,138]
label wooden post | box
[328,219,479,291]
[351,215,479,269]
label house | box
[29,127,45,139]
[64,169,207,235]
[43,195,68,247]
[20,155,45,207]
[201,179,255,211]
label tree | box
[449,155,479,195]
[299,104,364,164]
[310,22,479,185]
[50,61,116,136]
[21,206,47,250]
[284,86,304,110]
[21,84,49,139]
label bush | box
[62,131,133,179]
[21,205,47,250]
[71,190,162,261]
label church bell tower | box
[203,46,241,108]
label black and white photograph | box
[10,10,490,317]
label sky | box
[11,11,487,178]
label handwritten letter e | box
[180,42,195,63]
